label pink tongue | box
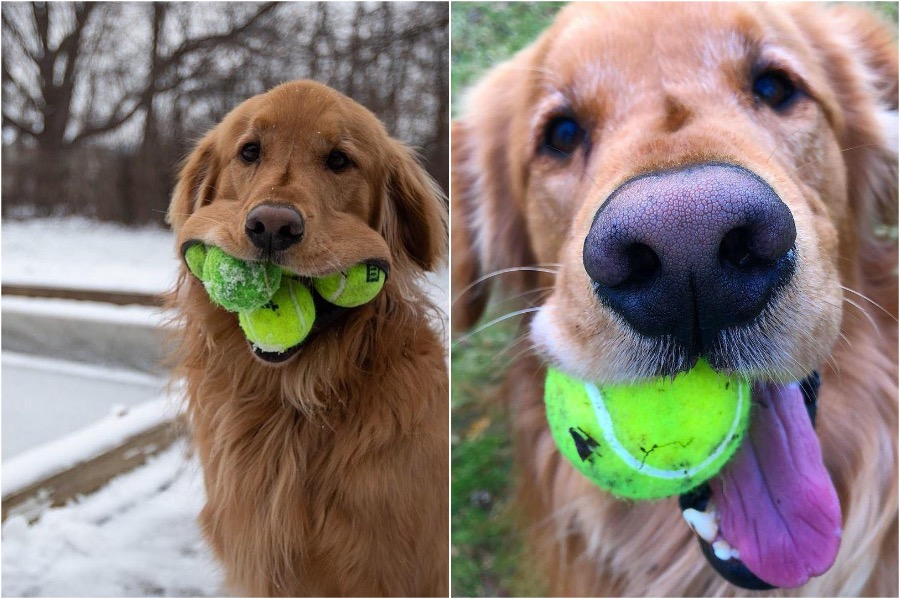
[710,382,841,588]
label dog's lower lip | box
[680,483,776,590]
[252,344,302,363]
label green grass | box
[450,4,565,596]
[451,2,565,114]
[450,321,523,598]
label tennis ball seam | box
[287,279,310,333]
[325,272,348,304]
[583,380,746,479]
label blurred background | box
[1,2,447,596]
[449,2,897,597]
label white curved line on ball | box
[327,274,348,303]
[584,381,744,479]
[287,282,309,331]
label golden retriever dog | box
[453,3,897,596]
[167,80,448,596]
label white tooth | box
[713,539,741,561]
[682,507,719,543]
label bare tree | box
[2,2,448,224]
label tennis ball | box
[544,360,750,500]
[184,243,207,279]
[202,246,281,311]
[314,263,386,307]
[238,278,315,353]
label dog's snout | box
[245,204,305,252]
[583,163,796,353]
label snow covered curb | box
[2,296,171,329]
[2,397,182,499]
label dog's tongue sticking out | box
[711,382,842,588]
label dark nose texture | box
[583,163,796,353]
[245,204,305,252]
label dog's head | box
[453,2,897,590]
[455,3,896,380]
[169,80,446,362]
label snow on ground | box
[3,394,177,496]
[2,353,168,459]
[2,295,168,328]
[2,217,180,294]
[2,441,223,597]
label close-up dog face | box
[170,79,445,362]
[464,2,893,384]
[453,2,897,594]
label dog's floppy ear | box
[792,4,898,315]
[167,130,221,232]
[452,55,538,331]
[380,139,448,272]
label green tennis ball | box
[202,246,282,311]
[544,360,750,500]
[238,278,315,353]
[184,243,207,279]
[314,263,386,307]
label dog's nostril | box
[623,243,661,287]
[247,220,266,235]
[719,227,757,270]
[279,222,302,238]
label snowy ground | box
[2,352,166,458]
[2,442,222,597]
[1,216,449,597]
[2,217,180,294]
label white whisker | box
[453,307,543,345]
[452,267,559,304]
[842,297,883,339]
[840,285,897,323]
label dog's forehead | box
[540,3,802,106]
[236,83,384,144]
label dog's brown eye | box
[753,71,797,110]
[240,142,261,163]
[326,150,352,172]
[542,116,585,158]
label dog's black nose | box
[583,163,796,353]
[245,204,304,252]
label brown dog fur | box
[453,4,897,596]
[168,80,448,597]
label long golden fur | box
[167,80,448,597]
[453,3,897,596]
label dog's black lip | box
[696,535,776,591]
[679,370,820,591]
[251,343,303,363]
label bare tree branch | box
[156,3,277,74]
[2,113,39,138]
[69,97,142,145]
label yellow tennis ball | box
[238,279,315,353]
[544,360,750,500]
[183,243,207,279]
[314,263,386,307]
